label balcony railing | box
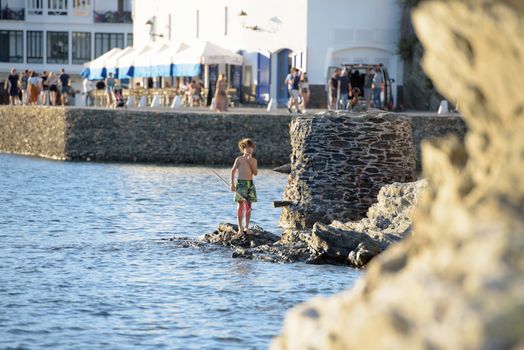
[93,10,132,23]
[0,7,25,20]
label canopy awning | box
[80,48,123,80]
[116,45,151,79]
[81,41,244,79]
[172,41,243,66]
[104,46,135,78]
[132,42,170,78]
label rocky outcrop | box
[198,223,311,264]
[306,180,427,266]
[271,1,524,349]
[173,180,426,267]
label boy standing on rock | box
[230,138,258,236]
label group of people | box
[178,73,229,112]
[285,68,310,114]
[82,72,123,108]
[179,78,205,108]
[4,68,72,106]
[329,65,384,111]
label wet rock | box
[201,223,280,248]
[203,224,311,263]
[308,222,382,266]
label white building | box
[132,0,403,107]
[0,0,133,79]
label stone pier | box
[279,112,417,228]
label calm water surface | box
[0,154,362,350]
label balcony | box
[0,7,25,20]
[93,10,131,23]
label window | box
[27,31,44,63]
[48,0,68,15]
[95,33,124,58]
[72,32,91,64]
[73,0,90,16]
[28,0,43,15]
[0,30,23,63]
[126,33,133,46]
[47,31,69,64]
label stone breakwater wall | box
[0,107,465,170]
[0,107,292,165]
[0,106,68,160]
[279,112,418,229]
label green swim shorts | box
[234,179,257,203]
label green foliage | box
[397,35,419,61]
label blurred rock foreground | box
[271,1,524,349]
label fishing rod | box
[211,170,291,208]
[211,169,246,201]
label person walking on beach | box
[47,72,59,106]
[287,68,302,113]
[105,72,116,108]
[300,72,310,113]
[338,68,351,110]
[372,66,383,109]
[230,138,258,236]
[328,68,341,110]
[5,68,20,105]
[20,69,29,105]
[27,71,41,105]
[214,73,229,112]
[83,78,95,107]
[59,68,70,106]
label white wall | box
[132,0,404,102]
[133,0,307,57]
[306,0,402,85]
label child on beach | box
[230,138,258,235]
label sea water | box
[0,154,362,350]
